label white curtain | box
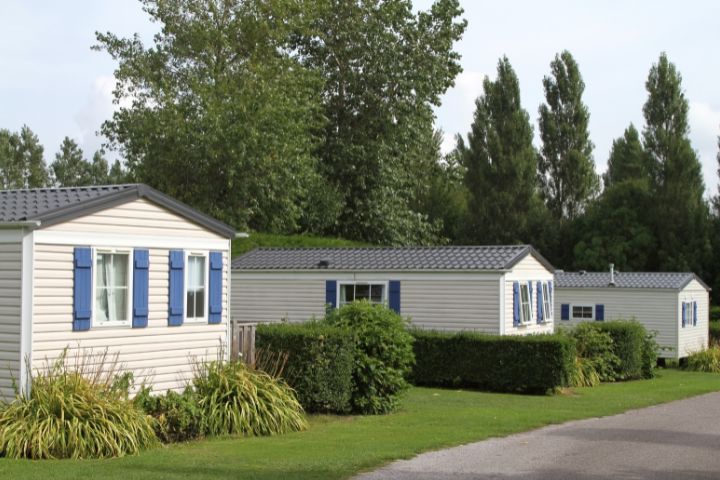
[94,253,128,323]
[95,254,109,322]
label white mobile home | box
[231,245,556,336]
[0,184,234,400]
[554,270,710,359]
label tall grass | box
[0,350,156,459]
[685,346,720,373]
[192,360,307,437]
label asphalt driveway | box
[357,391,720,480]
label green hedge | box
[710,321,720,345]
[256,322,354,414]
[710,306,720,322]
[591,321,655,380]
[410,330,576,394]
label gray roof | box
[555,271,710,291]
[0,184,235,238]
[232,245,554,272]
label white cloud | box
[73,75,126,157]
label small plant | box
[192,360,307,436]
[0,350,156,459]
[323,301,415,414]
[684,346,720,373]
[134,386,202,443]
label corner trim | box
[19,228,34,395]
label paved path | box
[357,392,720,480]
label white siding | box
[554,288,679,358]
[31,199,229,392]
[503,254,555,335]
[41,198,226,240]
[231,271,502,332]
[678,280,709,357]
[0,240,22,400]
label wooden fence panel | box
[230,319,256,365]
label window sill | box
[91,322,131,329]
[184,318,208,324]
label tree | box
[603,124,650,188]
[95,0,330,232]
[538,51,599,221]
[642,52,710,274]
[108,160,127,184]
[574,124,655,271]
[51,137,92,187]
[460,57,540,244]
[297,0,467,244]
[89,151,110,185]
[0,125,50,189]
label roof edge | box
[32,184,236,239]
[503,245,556,273]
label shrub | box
[593,320,656,380]
[134,387,202,443]
[710,321,720,345]
[256,322,354,413]
[323,301,415,414]
[566,323,620,383]
[684,345,720,373]
[192,360,307,436]
[410,330,576,394]
[0,352,156,459]
[711,306,720,322]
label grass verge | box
[1,369,718,479]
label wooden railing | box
[230,319,256,364]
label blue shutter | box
[325,280,337,310]
[512,281,520,326]
[73,247,92,331]
[681,301,686,328]
[208,252,223,324]
[561,304,569,321]
[595,304,605,321]
[168,250,184,326]
[536,281,543,324]
[693,301,698,327]
[132,249,149,328]
[389,280,401,313]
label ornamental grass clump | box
[0,350,156,459]
[684,345,720,373]
[192,360,307,437]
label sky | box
[1,1,719,194]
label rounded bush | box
[0,358,156,459]
[323,301,415,414]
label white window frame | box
[337,281,388,307]
[519,283,533,325]
[682,301,694,328]
[92,247,133,328]
[184,250,209,323]
[542,282,553,321]
[571,304,594,321]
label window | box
[519,283,533,324]
[339,282,385,306]
[94,249,131,326]
[572,305,594,320]
[683,301,694,328]
[186,253,207,321]
[542,282,552,321]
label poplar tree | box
[642,53,710,273]
[538,51,599,221]
[603,124,650,188]
[51,137,92,187]
[461,57,539,244]
[0,126,50,189]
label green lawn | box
[1,369,718,480]
[232,232,370,257]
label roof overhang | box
[32,184,236,239]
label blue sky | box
[1,1,719,193]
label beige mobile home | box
[232,245,556,336]
[554,270,710,359]
[0,184,235,400]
